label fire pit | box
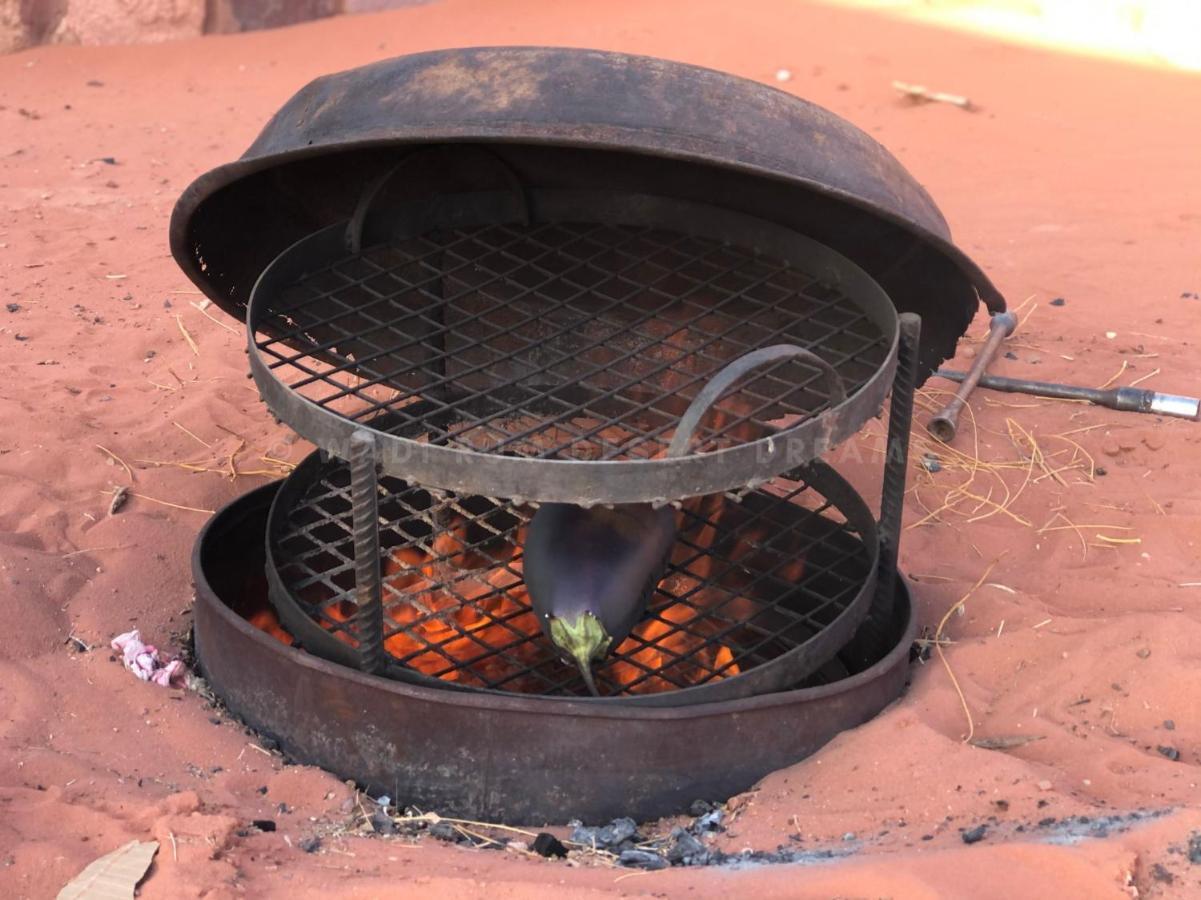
[193,481,915,823]
[172,47,1003,822]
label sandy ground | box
[2,1,1200,897]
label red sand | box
[2,1,1200,897]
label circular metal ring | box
[247,190,898,504]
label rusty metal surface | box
[170,47,1004,383]
[193,483,916,823]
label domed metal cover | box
[170,46,1003,380]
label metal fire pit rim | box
[197,481,914,720]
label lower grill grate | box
[266,451,877,701]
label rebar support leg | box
[878,313,921,618]
[350,430,386,674]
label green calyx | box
[548,613,612,697]
[548,613,612,666]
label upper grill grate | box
[252,221,890,463]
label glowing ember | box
[246,500,795,696]
[257,412,815,696]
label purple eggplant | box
[525,503,676,695]
[522,344,843,696]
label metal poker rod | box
[934,370,1200,421]
[927,312,1018,442]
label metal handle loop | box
[344,147,531,254]
[667,344,846,458]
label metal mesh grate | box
[270,459,874,698]
[252,222,890,461]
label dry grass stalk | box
[190,300,239,334]
[892,80,972,109]
[935,557,1003,743]
[95,444,134,482]
[174,421,212,448]
[1099,360,1129,389]
[175,314,200,355]
[1128,367,1160,387]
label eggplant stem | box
[577,660,602,698]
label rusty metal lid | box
[170,46,1004,378]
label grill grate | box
[252,221,890,462]
[268,454,875,699]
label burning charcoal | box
[531,832,568,858]
[688,799,714,817]
[428,821,460,843]
[297,836,321,853]
[694,809,724,833]
[618,849,669,870]
[369,810,397,835]
[607,817,638,844]
[666,827,707,865]
[961,824,988,845]
[395,819,425,838]
[570,816,638,849]
[1157,745,1181,761]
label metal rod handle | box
[936,369,1200,421]
[349,430,387,675]
[878,313,921,620]
[666,344,845,459]
[927,311,1018,442]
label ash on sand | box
[348,798,852,871]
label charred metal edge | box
[169,47,1005,331]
